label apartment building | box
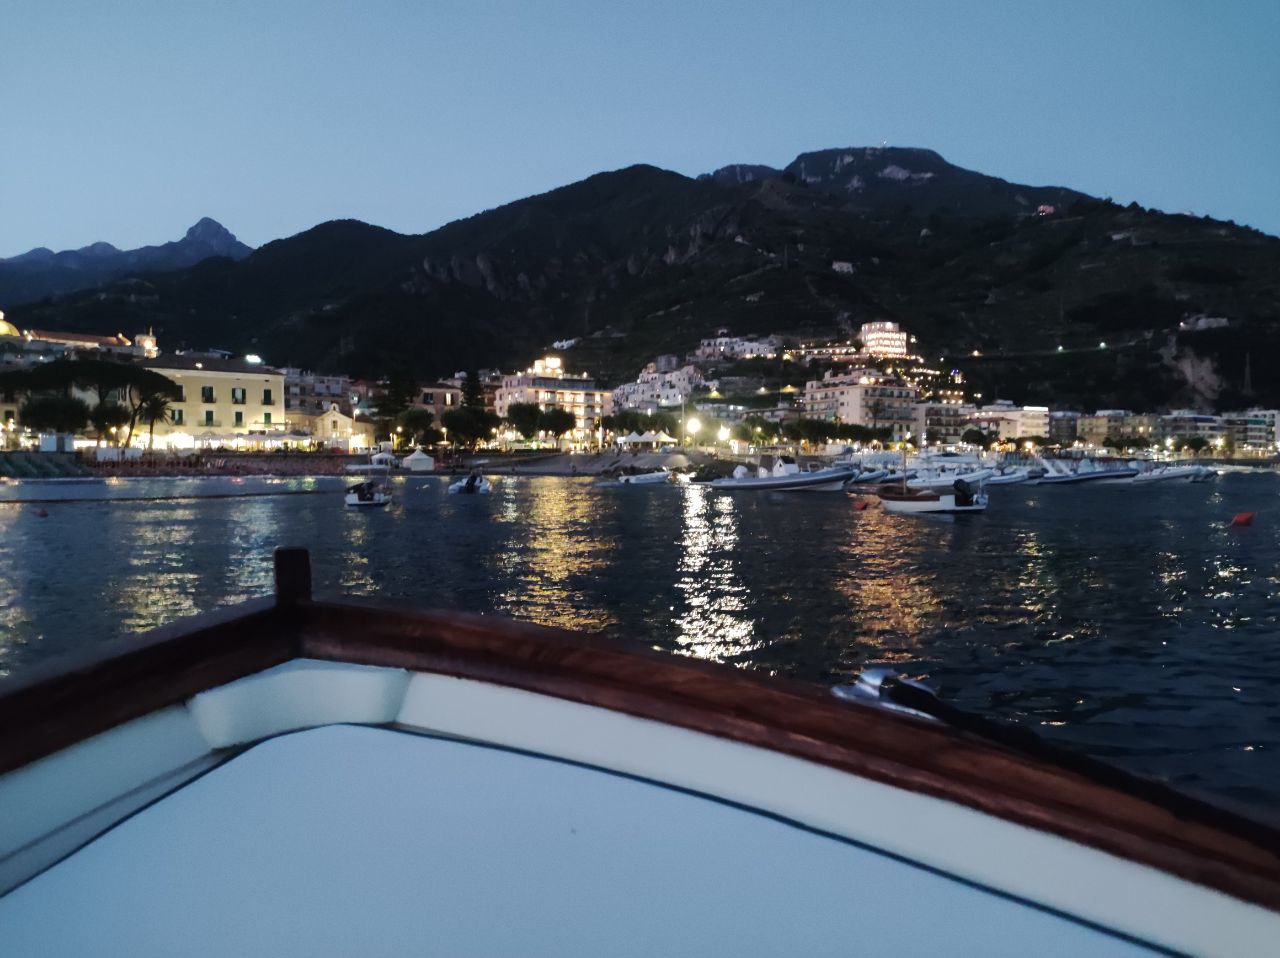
[495,356,612,435]
[283,368,353,417]
[803,368,918,439]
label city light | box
[245,354,263,364]
[717,425,730,442]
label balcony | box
[262,398,276,406]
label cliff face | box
[7,150,1279,410]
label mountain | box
[0,218,251,304]
[6,151,1279,411]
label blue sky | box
[3,0,1277,255]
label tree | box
[89,401,130,444]
[397,408,436,444]
[505,402,543,440]
[137,393,174,450]
[441,405,500,449]
[461,368,484,408]
[539,407,577,441]
[18,395,90,435]
[961,428,994,449]
[376,370,417,420]
[1179,435,1210,454]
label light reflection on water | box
[1,473,1279,810]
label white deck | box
[1,724,1155,958]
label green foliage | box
[1175,435,1211,453]
[18,395,90,434]
[137,392,174,448]
[505,402,543,440]
[461,369,484,407]
[603,409,679,436]
[961,428,994,448]
[377,371,417,419]
[89,401,130,440]
[441,405,500,448]
[396,408,436,443]
[539,407,577,438]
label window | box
[3,410,13,423]
[203,410,214,426]
[172,409,184,425]
[234,411,243,427]
[231,387,246,405]
[263,412,272,425]
[422,392,434,404]
[201,386,215,403]
[175,385,185,402]
[263,388,274,405]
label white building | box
[612,363,707,411]
[282,368,353,416]
[1222,408,1278,450]
[692,335,779,362]
[495,356,612,437]
[971,401,1050,441]
[1161,410,1226,443]
[803,368,918,439]
[857,321,909,360]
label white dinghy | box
[1,548,1277,957]
[448,473,491,494]
[614,469,670,485]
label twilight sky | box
[3,0,1277,256]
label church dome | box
[0,311,20,338]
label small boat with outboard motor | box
[985,467,1034,485]
[879,478,988,514]
[448,472,491,495]
[4,547,1276,956]
[344,479,391,508]
[907,468,993,492]
[709,457,858,492]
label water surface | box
[2,473,1277,812]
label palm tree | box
[137,393,173,451]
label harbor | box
[2,469,1277,812]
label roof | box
[142,356,282,376]
[24,329,130,347]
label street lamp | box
[717,425,730,443]
[686,417,701,445]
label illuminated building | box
[858,321,909,359]
[495,356,612,438]
[803,368,918,439]
[140,355,286,449]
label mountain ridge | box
[6,149,1278,411]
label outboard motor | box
[953,477,972,505]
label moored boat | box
[1036,458,1140,485]
[709,457,857,492]
[448,473,491,494]
[613,469,670,485]
[879,481,988,514]
[1131,464,1213,484]
[1,547,1277,956]
[344,480,391,508]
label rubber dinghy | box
[448,474,491,494]
[1,547,1277,957]
[709,457,857,491]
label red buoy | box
[852,499,869,511]
[1230,512,1254,527]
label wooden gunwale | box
[1,548,1278,913]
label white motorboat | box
[4,547,1275,956]
[1131,464,1212,484]
[344,480,391,508]
[907,468,993,492]
[986,468,1032,485]
[1036,458,1139,485]
[879,483,988,514]
[448,474,491,495]
[613,469,670,485]
[709,458,858,492]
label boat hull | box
[709,466,857,492]
[880,491,988,513]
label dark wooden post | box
[274,547,312,606]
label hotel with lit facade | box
[139,356,287,448]
[857,321,909,359]
[802,368,918,440]
[495,356,612,437]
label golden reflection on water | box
[492,479,616,631]
[671,485,758,659]
[116,505,201,631]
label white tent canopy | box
[401,449,435,472]
[637,431,659,443]
[653,431,678,444]
[618,432,645,445]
